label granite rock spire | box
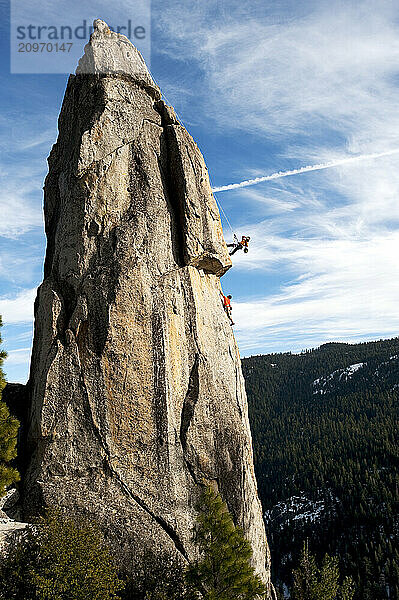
[22,19,272,593]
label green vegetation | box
[243,337,399,600]
[291,542,354,600]
[0,511,124,600]
[0,488,265,600]
[0,315,19,498]
[186,486,266,600]
[122,550,191,600]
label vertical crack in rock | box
[21,19,272,593]
[235,364,244,418]
[151,297,169,458]
[179,354,202,486]
[159,116,193,269]
[154,100,186,267]
[113,473,190,561]
[180,354,200,451]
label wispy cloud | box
[0,193,43,239]
[0,107,54,239]
[2,0,399,361]
[0,154,46,238]
[0,288,36,324]
[212,149,399,192]
[0,244,42,285]
[229,159,399,351]
[157,1,399,143]
[17,129,56,152]
[5,347,32,366]
[234,230,399,353]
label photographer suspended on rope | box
[227,235,251,256]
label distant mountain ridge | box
[243,337,399,600]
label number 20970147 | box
[18,42,73,52]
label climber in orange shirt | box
[227,235,251,256]
[220,292,235,326]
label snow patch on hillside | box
[344,363,365,376]
[265,494,327,529]
[312,363,365,394]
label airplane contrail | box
[212,148,399,193]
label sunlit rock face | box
[23,19,272,592]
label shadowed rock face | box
[23,19,272,590]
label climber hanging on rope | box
[227,235,251,256]
[213,193,251,258]
[220,291,235,326]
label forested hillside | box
[243,337,399,599]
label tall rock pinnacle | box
[23,19,272,591]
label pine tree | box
[0,315,19,498]
[314,554,339,600]
[292,541,318,600]
[292,543,355,600]
[186,486,266,600]
[340,577,355,600]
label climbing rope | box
[147,66,187,128]
[214,193,238,242]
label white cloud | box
[0,246,42,285]
[0,194,43,238]
[231,227,399,352]
[8,329,34,343]
[0,159,45,238]
[5,347,32,366]
[0,288,36,324]
[0,108,55,240]
[3,0,399,358]
[225,150,399,350]
[17,129,56,152]
[158,1,399,144]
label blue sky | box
[2,0,399,383]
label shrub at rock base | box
[0,511,124,600]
